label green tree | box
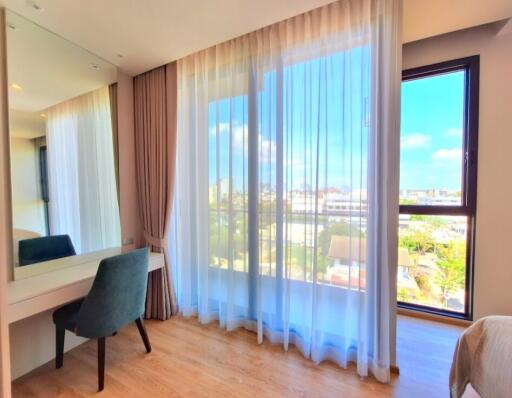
[399,230,435,255]
[434,241,465,307]
[397,287,411,302]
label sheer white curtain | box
[171,0,401,382]
[46,86,121,254]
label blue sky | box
[400,71,465,191]
[207,52,464,194]
[208,48,369,195]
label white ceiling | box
[0,0,334,76]
[1,0,511,78]
[1,0,509,77]
[9,109,45,139]
[6,10,117,112]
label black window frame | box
[398,55,480,320]
[39,145,50,236]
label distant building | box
[290,192,324,213]
[322,191,368,216]
[209,177,232,203]
[286,222,324,246]
[400,188,461,206]
[417,196,460,206]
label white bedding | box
[450,316,512,398]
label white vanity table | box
[7,248,165,380]
[7,248,165,323]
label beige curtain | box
[134,63,178,320]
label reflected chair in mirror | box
[18,234,76,266]
[52,247,151,391]
[13,228,42,266]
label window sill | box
[397,306,472,327]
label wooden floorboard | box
[12,315,466,397]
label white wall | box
[117,71,143,251]
[9,312,86,380]
[10,137,46,236]
[403,21,512,320]
[0,8,12,396]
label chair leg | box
[135,317,152,353]
[55,325,65,369]
[98,337,106,391]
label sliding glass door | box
[173,0,401,380]
[207,48,370,308]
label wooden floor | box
[12,315,466,398]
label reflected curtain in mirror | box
[46,86,121,254]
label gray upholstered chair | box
[52,247,151,391]
[18,234,76,266]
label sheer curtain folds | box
[171,0,401,382]
[46,86,121,254]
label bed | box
[450,316,512,398]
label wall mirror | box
[6,10,120,279]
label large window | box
[397,56,479,319]
[207,49,371,291]
[173,0,400,379]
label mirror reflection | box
[7,11,120,278]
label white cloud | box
[209,122,276,163]
[232,125,247,148]
[431,148,462,161]
[259,135,276,163]
[401,133,431,149]
[209,122,231,136]
[209,122,247,148]
[445,128,463,138]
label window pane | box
[397,214,467,313]
[208,95,248,212]
[316,215,366,289]
[209,210,248,272]
[208,94,249,271]
[400,71,465,206]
